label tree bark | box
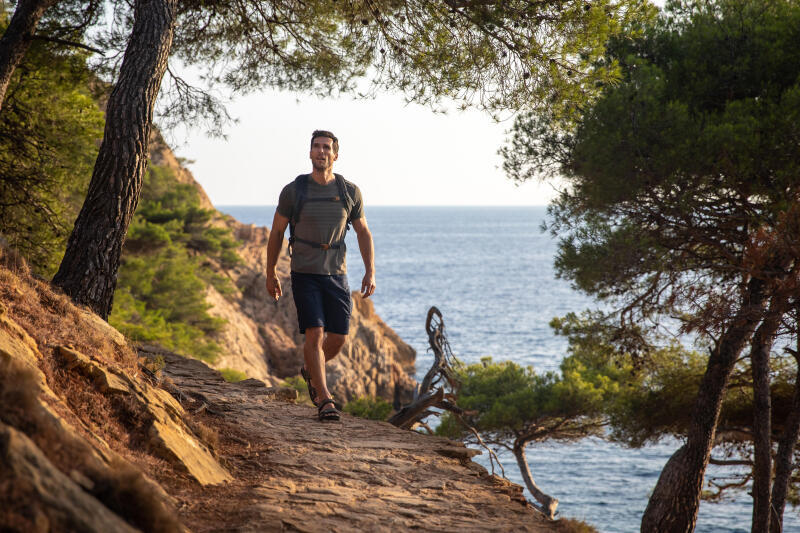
[641,278,767,533]
[770,342,800,533]
[750,303,784,533]
[513,437,558,519]
[0,0,57,111]
[52,0,177,319]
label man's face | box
[310,136,338,172]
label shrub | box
[344,396,393,420]
[219,368,247,383]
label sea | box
[219,205,799,533]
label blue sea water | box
[220,205,799,533]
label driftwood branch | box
[389,306,462,428]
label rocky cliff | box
[148,132,418,403]
[0,252,567,532]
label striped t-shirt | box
[276,176,364,275]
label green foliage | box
[282,376,314,406]
[504,0,800,319]
[0,31,104,276]
[108,164,243,363]
[438,353,611,445]
[122,0,658,135]
[219,368,248,383]
[343,396,393,421]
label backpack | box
[287,173,354,255]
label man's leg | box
[304,326,333,402]
[322,333,346,362]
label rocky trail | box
[145,347,559,532]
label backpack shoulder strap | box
[292,174,310,225]
[288,174,309,252]
[333,173,354,224]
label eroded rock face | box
[0,423,139,533]
[209,224,418,403]
[150,156,420,403]
[147,136,418,402]
[56,345,232,486]
[1,306,230,488]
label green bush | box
[219,368,248,383]
[108,164,243,363]
[0,29,104,276]
[344,396,393,420]
[282,376,313,406]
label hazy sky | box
[175,90,561,207]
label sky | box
[173,90,562,207]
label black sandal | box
[318,398,341,422]
[300,367,319,406]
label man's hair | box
[310,130,339,154]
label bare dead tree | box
[388,306,466,429]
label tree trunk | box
[750,304,784,533]
[0,0,57,111]
[52,0,176,319]
[513,437,558,519]
[641,278,767,533]
[770,338,800,533]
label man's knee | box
[305,327,324,346]
[325,333,346,349]
[323,333,346,358]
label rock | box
[204,224,419,403]
[148,137,421,403]
[0,422,139,533]
[58,346,131,395]
[56,344,232,486]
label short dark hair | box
[311,130,339,154]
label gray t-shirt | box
[276,176,364,275]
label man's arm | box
[352,217,375,298]
[265,211,290,300]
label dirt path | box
[146,348,558,532]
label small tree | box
[437,355,622,518]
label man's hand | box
[361,271,376,298]
[266,274,282,301]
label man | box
[265,130,376,422]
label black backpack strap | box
[334,173,354,228]
[288,174,309,256]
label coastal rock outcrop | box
[148,133,418,403]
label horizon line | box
[214,203,551,208]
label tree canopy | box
[501,0,800,530]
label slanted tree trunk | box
[750,303,784,533]
[513,437,558,519]
[0,0,57,111]
[770,340,800,533]
[52,0,176,319]
[641,278,767,533]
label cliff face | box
[148,132,418,403]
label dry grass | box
[0,247,138,375]
[0,248,188,531]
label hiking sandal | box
[318,398,341,422]
[300,366,319,406]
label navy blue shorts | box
[290,272,352,335]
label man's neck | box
[310,168,335,185]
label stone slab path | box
[144,347,559,533]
